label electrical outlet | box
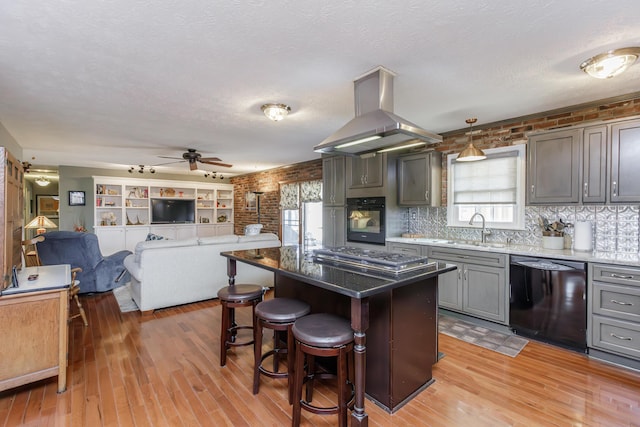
[411,211,417,220]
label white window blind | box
[453,152,518,205]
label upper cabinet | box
[347,154,385,190]
[610,119,640,203]
[527,128,582,204]
[322,156,345,207]
[397,151,442,206]
[527,117,640,205]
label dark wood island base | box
[223,246,455,425]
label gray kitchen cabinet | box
[427,246,508,324]
[527,128,582,204]
[347,153,385,190]
[322,156,345,207]
[610,119,640,203]
[582,125,608,203]
[322,206,346,247]
[588,263,640,361]
[397,151,442,206]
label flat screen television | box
[151,199,195,224]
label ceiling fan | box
[157,148,232,171]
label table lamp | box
[25,215,58,235]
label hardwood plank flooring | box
[1,290,639,426]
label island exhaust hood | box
[314,66,442,155]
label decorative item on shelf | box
[201,217,210,223]
[159,188,164,197]
[539,216,571,250]
[125,199,131,207]
[178,191,184,197]
[126,213,133,225]
[107,189,118,195]
[143,188,148,198]
[102,212,117,227]
[73,222,87,232]
[217,215,227,223]
[105,201,115,206]
[135,215,144,225]
[96,197,102,207]
[164,188,176,197]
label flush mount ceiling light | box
[580,47,640,79]
[457,118,486,162]
[35,176,50,186]
[261,103,291,121]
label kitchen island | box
[221,245,456,426]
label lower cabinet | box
[589,263,640,361]
[322,207,345,247]
[427,246,508,324]
[387,242,422,256]
[95,227,125,256]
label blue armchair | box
[37,231,132,293]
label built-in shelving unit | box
[93,176,234,254]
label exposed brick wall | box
[436,96,640,205]
[230,159,322,236]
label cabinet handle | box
[612,181,617,197]
[584,182,588,197]
[530,184,535,195]
[611,299,633,306]
[361,175,365,185]
[463,268,467,281]
[457,270,462,280]
[610,333,632,341]
[425,190,429,201]
[610,273,634,279]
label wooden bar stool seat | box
[218,284,264,367]
[292,313,355,427]
[253,298,311,403]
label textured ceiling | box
[1,0,639,177]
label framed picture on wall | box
[245,191,257,210]
[69,190,86,206]
[37,195,60,218]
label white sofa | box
[123,233,281,312]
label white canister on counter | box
[573,220,593,252]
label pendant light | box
[457,118,486,162]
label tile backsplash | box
[405,205,640,254]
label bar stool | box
[218,284,264,367]
[253,298,311,403]
[292,313,355,427]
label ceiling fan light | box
[580,47,640,79]
[261,103,291,121]
[35,176,50,186]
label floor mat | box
[439,314,528,357]
[112,282,139,313]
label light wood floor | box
[1,290,639,427]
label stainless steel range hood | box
[314,66,442,155]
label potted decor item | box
[539,216,569,249]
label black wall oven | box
[346,197,386,245]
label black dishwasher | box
[509,256,587,352]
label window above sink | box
[447,145,526,231]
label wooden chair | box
[69,267,88,326]
[21,235,44,267]
[23,236,88,326]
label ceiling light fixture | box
[457,118,486,162]
[35,176,50,186]
[580,47,640,79]
[261,103,291,121]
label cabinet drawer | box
[591,264,640,288]
[387,243,422,256]
[591,315,640,360]
[427,247,506,268]
[592,282,640,322]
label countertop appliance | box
[509,256,587,352]
[313,246,434,275]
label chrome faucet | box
[469,213,491,243]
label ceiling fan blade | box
[189,161,198,171]
[198,156,222,162]
[157,156,184,160]
[154,160,185,166]
[200,160,232,168]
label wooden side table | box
[0,264,71,393]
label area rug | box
[112,282,139,313]
[439,314,528,357]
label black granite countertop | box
[221,245,456,299]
